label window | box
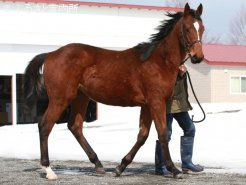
[0,76,12,126]
[230,76,246,94]
[241,77,246,93]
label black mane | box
[135,12,184,61]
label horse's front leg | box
[150,101,181,177]
[115,106,152,176]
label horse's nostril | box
[191,55,198,62]
[192,55,198,61]
[191,55,203,63]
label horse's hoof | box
[46,172,58,180]
[115,166,122,177]
[96,167,106,174]
[42,166,58,180]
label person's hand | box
[179,64,187,76]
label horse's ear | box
[184,3,191,17]
[196,4,203,17]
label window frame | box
[230,75,246,95]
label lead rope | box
[186,71,206,123]
[181,55,190,65]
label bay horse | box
[24,3,204,180]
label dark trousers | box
[166,112,195,141]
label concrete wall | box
[211,65,246,102]
[186,61,212,103]
[187,62,246,103]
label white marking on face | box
[193,21,200,40]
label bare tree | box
[202,30,221,44]
[229,6,246,45]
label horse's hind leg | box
[39,100,69,180]
[67,91,105,174]
[115,106,152,176]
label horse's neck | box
[156,24,186,68]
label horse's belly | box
[80,78,146,106]
[80,64,146,106]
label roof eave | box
[204,59,246,66]
[3,0,183,11]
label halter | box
[180,20,202,64]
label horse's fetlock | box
[122,155,132,165]
[41,160,50,167]
[89,153,99,164]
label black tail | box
[24,53,48,108]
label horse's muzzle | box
[191,55,204,64]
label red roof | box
[203,44,246,66]
[4,0,183,12]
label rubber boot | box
[180,136,204,173]
[155,140,172,177]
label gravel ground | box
[0,157,246,185]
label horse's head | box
[181,3,204,64]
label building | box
[187,44,246,103]
[0,0,181,125]
[0,1,245,126]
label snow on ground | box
[0,103,246,174]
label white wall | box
[0,1,167,74]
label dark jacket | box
[166,73,192,114]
